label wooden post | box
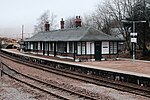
[74,42,77,61]
[36,42,38,54]
[48,42,50,56]
[54,42,56,56]
[0,62,3,77]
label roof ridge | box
[78,27,91,41]
[25,26,123,42]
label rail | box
[0,49,150,98]
[0,61,98,100]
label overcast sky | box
[0,0,101,38]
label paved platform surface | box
[6,49,150,75]
[80,60,150,75]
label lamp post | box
[22,25,24,41]
[20,25,24,52]
[121,20,146,62]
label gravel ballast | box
[0,55,150,100]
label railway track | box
[0,53,150,98]
[0,61,98,100]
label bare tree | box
[94,0,140,50]
[83,3,114,34]
[83,13,103,30]
[34,10,57,34]
[49,13,57,30]
[64,16,75,28]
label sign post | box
[121,20,146,63]
[130,32,137,63]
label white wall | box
[38,42,40,50]
[45,42,48,51]
[102,41,109,54]
[86,42,94,54]
[42,42,43,50]
[72,43,74,53]
[67,42,69,53]
[27,42,30,49]
[30,43,33,49]
[77,42,81,55]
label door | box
[95,41,102,61]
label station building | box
[24,16,124,61]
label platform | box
[80,60,150,75]
[3,49,150,77]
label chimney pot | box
[45,21,50,31]
[75,16,81,27]
[76,16,78,19]
[60,18,64,29]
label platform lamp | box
[121,20,146,62]
[20,25,24,52]
[22,25,24,41]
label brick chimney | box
[45,21,50,31]
[60,18,64,29]
[75,16,81,27]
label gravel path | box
[0,56,150,100]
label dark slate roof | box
[110,28,124,40]
[25,27,123,42]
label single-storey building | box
[24,16,124,61]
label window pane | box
[45,42,48,51]
[69,42,73,53]
[110,42,113,54]
[50,42,53,51]
[82,42,86,54]
[31,43,33,49]
[114,42,117,54]
[77,42,81,55]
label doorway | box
[95,41,102,61]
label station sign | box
[131,38,137,43]
[130,33,137,36]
